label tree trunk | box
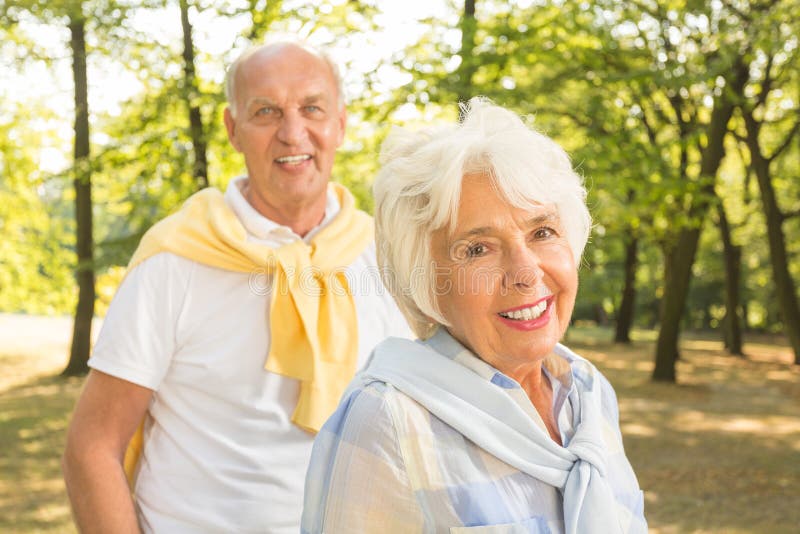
[742,300,750,331]
[457,0,477,111]
[614,236,638,343]
[652,63,746,381]
[653,229,702,381]
[63,13,94,376]
[743,111,800,364]
[180,0,208,190]
[717,201,743,355]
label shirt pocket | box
[450,515,552,534]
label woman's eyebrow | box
[457,226,493,239]
[524,212,559,227]
[456,211,559,239]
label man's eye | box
[254,106,276,117]
[304,105,322,113]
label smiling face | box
[223,44,346,231]
[431,172,578,378]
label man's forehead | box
[238,54,335,93]
[243,44,328,76]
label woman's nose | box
[502,245,542,291]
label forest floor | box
[1,313,798,533]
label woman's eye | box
[466,243,487,257]
[534,227,556,239]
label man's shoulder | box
[127,251,198,278]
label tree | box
[739,56,800,361]
[715,198,744,355]
[615,199,639,343]
[2,0,133,372]
[457,0,477,108]
[652,58,748,380]
[179,0,209,190]
[63,6,94,375]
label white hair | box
[374,97,592,339]
[224,36,345,118]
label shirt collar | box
[223,175,340,244]
[423,326,574,391]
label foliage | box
[0,100,76,314]
[0,0,798,350]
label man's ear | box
[336,106,347,147]
[224,107,241,152]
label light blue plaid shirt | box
[302,329,647,533]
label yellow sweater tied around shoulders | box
[122,182,373,487]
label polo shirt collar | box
[223,175,340,244]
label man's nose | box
[277,111,307,145]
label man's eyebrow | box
[302,93,326,104]
[245,96,276,108]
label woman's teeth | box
[499,301,548,321]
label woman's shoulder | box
[329,364,430,436]
[373,336,428,356]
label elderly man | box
[62,40,409,533]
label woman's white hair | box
[374,97,591,339]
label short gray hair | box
[374,97,592,339]
[224,37,345,118]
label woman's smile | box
[496,296,554,330]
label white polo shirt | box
[89,177,411,533]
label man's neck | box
[243,181,327,237]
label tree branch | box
[756,53,775,109]
[627,0,661,21]
[640,101,659,145]
[767,117,800,163]
[719,0,751,23]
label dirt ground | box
[1,314,798,533]
[566,327,800,533]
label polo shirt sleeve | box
[89,253,191,390]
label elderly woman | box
[301,99,647,533]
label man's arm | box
[63,370,153,534]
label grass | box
[1,314,798,532]
[0,315,83,533]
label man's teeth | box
[500,301,548,321]
[276,155,311,164]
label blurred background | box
[0,0,798,532]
